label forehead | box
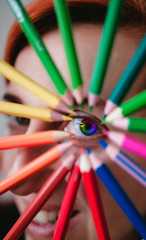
[8,24,144,102]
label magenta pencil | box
[53,160,81,240]
[80,148,110,240]
[3,154,77,240]
[103,130,146,159]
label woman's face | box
[2,24,146,240]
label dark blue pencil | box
[86,148,146,238]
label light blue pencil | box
[87,147,146,238]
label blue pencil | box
[98,139,146,187]
[86,147,146,238]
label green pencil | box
[105,90,146,122]
[109,117,146,132]
[88,0,125,111]
[6,0,74,107]
[53,0,83,105]
[104,35,146,117]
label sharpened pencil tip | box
[79,102,84,109]
[88,106,93,113]
[98,139,108,149]
[102,130,109,136]
[86,147,91,154]
[71,104,75,110]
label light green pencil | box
[53,0,83,105]
[6,0,74,107]
[109,117,146,132]
[88,0,125,111]
[105,90,146,122]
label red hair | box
[4,0,146,67]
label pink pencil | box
[53,160,81,240]
[4,153,77,240]
[80,148,110,240]
[103,130,146,159]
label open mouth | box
[33,209,80,225]
[26,209,80,239]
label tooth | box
[48,211,58,222]
[33,210,49,225]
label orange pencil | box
[0,130,73,150]
[3,153,77,240]
[80,148,110,240]
[0,140,76,195]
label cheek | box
[1,149,18,175]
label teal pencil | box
[88,0,125,111]
[108,117,146,133]
[53,0,83,105]
[105,90,146,122]
[104,35,146,117]
[6,0,74,106]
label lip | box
[21,197,81,239]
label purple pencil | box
[103,130,146,159]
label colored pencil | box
[0,101,73,122]
[88,0,125,111]
[80,148,110,240]
[103,35,146,117]
[6,0,74,107]
[103,130,146,158]
[105,90,146,122]
[0,60,75,115]
[108,117,146,132]
[53,0,83,105]
[98,139,146,187]
[53,160,81,240]
[0,130,73,150]
[3,153,77,240]
[0,140,76,195]
[87,148,146,238]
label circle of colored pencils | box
[104,90,146,122]
[0,130,74,150]
[0,101,73,123]
[3,153,77,240]
[107,117,146,133]
[0,140,76,195]
[103,130,146,159]
[80,147,110,240]
[103,35,146,118]
[53,159,81,240]
[88,0,125,111]
[0,60,76,115]
[6,0,74,107]
[98,139,146,187]
[87,148,146,239]
[53,0,84,105]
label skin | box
[2,24,146,240]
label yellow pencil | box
[0,60,75,115]
[0,101,73,122]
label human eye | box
[6,115,30,135]
[64,110,107,146]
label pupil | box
[85,122,92,130]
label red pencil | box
[53,159,81,240]
[0,130,73,150]
[80,147,110,240]
[0,140,76,195]
[3,153,77,240]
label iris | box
[80,119,97,136]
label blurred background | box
[0,1,33,239]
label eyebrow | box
[3,93,23,104]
